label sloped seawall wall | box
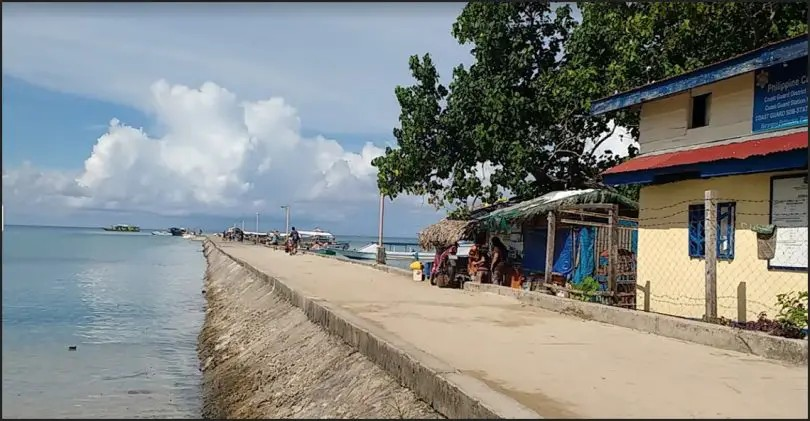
[198,242,440,419]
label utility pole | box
[256,212,260,233]
[376,194,386,264]
[281,205,290,236]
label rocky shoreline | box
[197,242,441,419]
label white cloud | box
[2,80,402,222]
[1,2,472,135]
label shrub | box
[572,276,600,302]
[775,291,808,330]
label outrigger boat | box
[102,224,140,233]
[333,242,428,262]
[334,240,473,262]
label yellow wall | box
[636,171,807,321]
[638,73,754,154]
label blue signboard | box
[752,58,808,133]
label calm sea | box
[2,225,206,418]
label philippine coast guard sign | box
[752,58,808,133]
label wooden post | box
[607,205,619,302]
[704,189,718,321]
[544,211,556,284]
[644,281,651,312]
[737,281,747,323]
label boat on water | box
[334,240,473,263]
[275,228,350,249]
[169,227,186,236]
[151,230,172,236]
[103,224,140,233]
[334,242,428,262]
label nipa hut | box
[418,199,521,250]
[419,188,641,307]
[476,188,639,307]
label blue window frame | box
[687,202,736,260]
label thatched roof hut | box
[418,189,637,250]
[477,189,637,232]
[417,198,522,250]
[417,219,477,250]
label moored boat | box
[103,224,140,232]
[334,240,473,262]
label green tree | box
[373,1,808,212]
[374,2,625,212]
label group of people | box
[467,235,511,287]
[283,227,301,255]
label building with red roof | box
[591,35,808,321]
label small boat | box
[334,242,432,262]
[103,224,140,232]
[335,240,474,263]
[151,231,172,236]
[169,227,186,236]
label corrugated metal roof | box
[603,130,808,175]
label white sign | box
[770,175,808,269]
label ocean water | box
[2,225,206,418]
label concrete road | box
[217,241,808,418]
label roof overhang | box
[591,35,808,116]
[602,130,808,186]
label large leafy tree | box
[568,1,808,134]
[373,1,808,212]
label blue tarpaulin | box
[521,227,575,277]
[552,228,575,278]
[572,227,594,285]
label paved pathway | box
[218,241,807,418]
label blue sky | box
[1,2,474,236]
[2,3,603,236]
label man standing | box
[289,227,301,255]
[490,236,508,286]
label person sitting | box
[468,234,489,283]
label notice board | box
[769,174,808,270]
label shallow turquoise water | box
[2,225,206,418]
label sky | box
[2,2,631,236]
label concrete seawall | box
[198,242,441,418]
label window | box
[688,202,736,259]
[689,93,711,128]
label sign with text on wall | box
[769,175,808,270]
[752,58,808,133]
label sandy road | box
[217,240,807,418]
